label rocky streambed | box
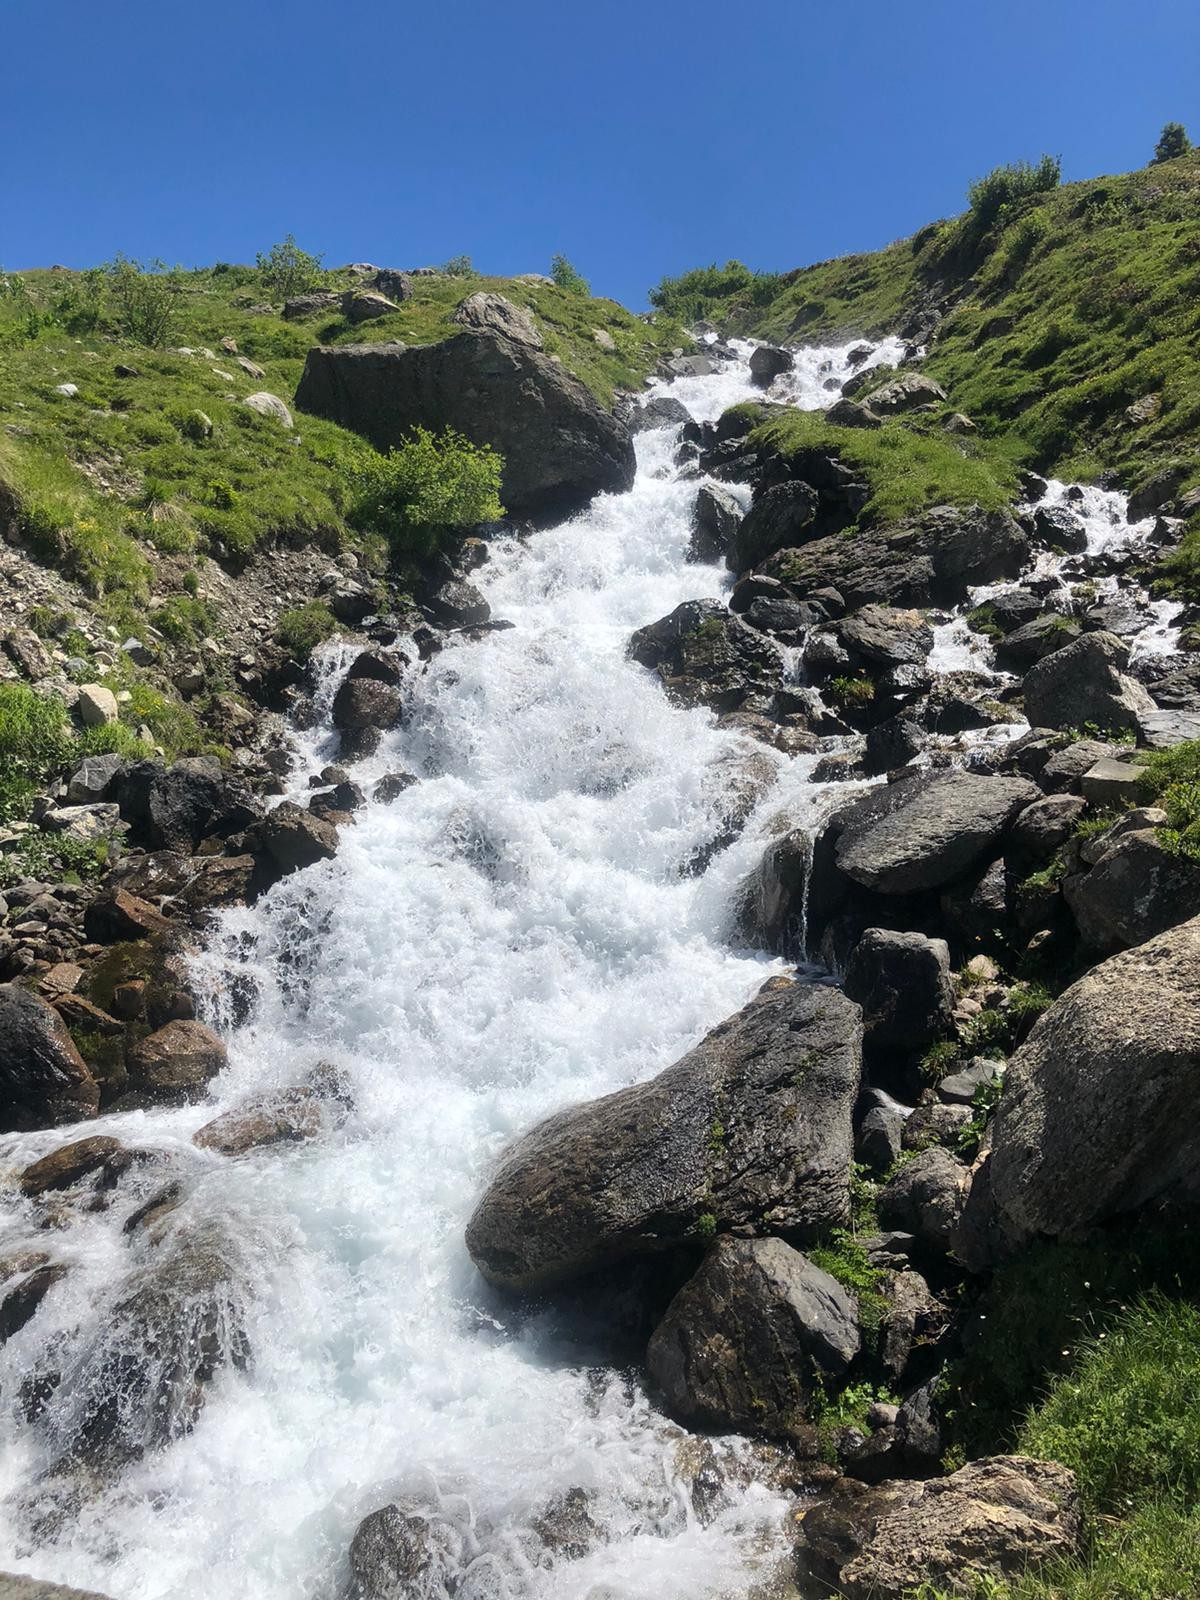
[0,330,1198,1599]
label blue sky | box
[3,0,1196,306]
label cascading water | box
[0,332,1179,1600]
[0,339,893,1600]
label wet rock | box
[248,803,338,879]
[730,481,819,572]
[466,979,862,1291]
[646,1236,859,1434]
[0,1575,116,1598]
[749,345,794,387]
[309,781,366,820]
[628,599,783,713]
[0,984,99,1131]
[861,372,948,414]
[833,604,933,668]
[347,1500,460,1600]
[1022,631,1156,735]
[863,713,926,775]
[177,855,257,912]
[630,395,691,433]
[19,1136,125,1197]
[843,929,954,1057]
[347,651,405,688]
[451,290,542,348]
[689,481,743,564]
[423,577,490,629]
[373,772,419,803]
[833,770,1039,895]
[958,916,1200,1268]
[193,1066,352,1155]
[295,332,635,523]
[126,1020,227,1101]
[1032,504,1088,553]
[735,827,812,951]
[994,615,1081,672]
[797,1456,1080,1599]
[332,677,403,737]
[0,1263,70,1344]
[877,1147,968,1262]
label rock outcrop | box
[466,979,863,1291]
[295,331,635,522]
[0,984,99,1131]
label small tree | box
[550,254,590,296]
[442,255,475,277]
[349,427,504,557]
[1153,121,1191,163]
[256,235,327,299]
[966,155,1062,232]
[105,255,181,346]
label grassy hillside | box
[653,150,1200,589]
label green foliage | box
[828,674,876,708]
[104,255,181,347]
[255,234,328,300]
[695,1211,717,1242]
[809,1229,889,1336]
[1020,1293,1200,1513]
[1135,738,1200,858]
[441,255,475,278]
[966,156,1062,234]
[920,1037,961,1082]
[955,1072,1005,1161]
[648,260,784,327]
[1153,122,1191,164]
[154,593,214,644]
[550,255,590,296]
[276,601,339,661]
[350,427,503,557]
[0,683,73,819]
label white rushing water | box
[0,334,1180,1600]
[0,342,882,1600]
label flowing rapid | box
[0,335,1179,1600]
[0,339,896,1600]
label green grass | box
[0,682,74,819]
[276,600,339,661]
[1135,737,1200,858]
[748,408,1018,527]
[809,1227,889,1338]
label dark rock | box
[83,888,172,944]
[646,1236,859,1433]
[371,269,413,302]
[347,1500,457,1600]
[1137,707,1200,749]
[248,803,338,878]
[341,290,399,323]
[309,781,365,820]
[958,916,1200,1268]
[423,577,490,628]
[689,482,742,564]
[797,1456,1080,1600]
[834,605,933,668]
[373,772,419,803]
[857,1103,904,1173]
[902,1099,972,1151]
[1128,464,1189,521]
[0,1264,70,1346]
[1023,631,1156,735]
[861,373,947,414]
[734,828,812,952]
[64,753,126,806]
[127,1020,227,1101]
[1032,504,1088,553]
[1009,793,1087,859]
[347,651,405,687]
[331,677,403,735]
[1063,828,1200,952]
[878,1148,968,1261]
[939,1057,1004,1105]
[844,929,954,1056]
[994,615,1081,672]
[177,855,256,912]
[0,984,99,1131]
[295,332,635,523]
[19,1135,125,1197]
[281,291,340,320]
[878,1268,947,1386]
[1037,737,1116,794]
[630,395,691,434]
[826,397,882,429]
[864,714,926,775]
[730,482,819,573]
[465,980,863,1291]
[111,757,248,854]
[628,599,783,712]
[749,345,794,388]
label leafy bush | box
[441,255,475,278]
[349,427,503,557]
[1136,738,1200,858]
[1153,121,1191,163]
[276,601,338,661]
[649,260,783,325]
[256,235,327,299]
[154,593,214,644]
[104,255,181,347]
[966,155,1062,234]
[550,255,590,296]
[0,683,73,818]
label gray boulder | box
[1064,828,1200,951]
[1022,631,1157,735]
[689,481,742,564]
[630,394,691,433]
[878,1147,968,1260]
[646,1236,859,1433]
[843,929,954,1053]
[628,598,783,712]
[295,332,635,522]
[797,1456,1081,1600]
[749,345,794,387]
[465,979,863,1291]
[834,770,1039,895]
[451,291,542,349]
[861,372,948,414]
[0,984,99,1132]
[994,615,1081,673]
[833,604,933,668]
[730,481,819,573]
[959,915,1200,1267]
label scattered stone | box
[242,392,293,428]
[1079,757,1145,807]
[76,684,118,727]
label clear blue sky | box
[3,0,1196,307]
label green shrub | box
[550,255,590,296]
[350,427,503,557]
[276,600,339,661]
[966,155,1062,234]
[0,683,73,819]
[441,255,475,277]
[1153,122,1191,163]
[648,260,783,325]
[255,235,328,300]
[154,593,214,645]
[1135,738,1200,858]
[104,255,181,347]
[828,675,875,708]
[809,1229,889,1336]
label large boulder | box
[877,1147,969,1261]
[797,1456,1080,1599]
[0,984,99,1131]
[126,1019,227,1101]
[730,482,819,573]
[465,979,863,1291]
[248,802,338,879]
[628,599,783,712]
[861,372,948,415]
[1022,631,1157,735]
[843,929,954,1054]
[749,345,794,388]
[959,916,1200,1267]
[833,770,1039,895]
[1063,826,1200,952]
[689,481,742,564]
[833,604,933,668]
[295,332,635,522]
[111,758,252,853]
[646,1236,859,1433]
[451,291,542,349]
